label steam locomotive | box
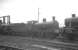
[0,16,59,39]
[0,14,78,41]
[61,14,78,42]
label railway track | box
[0,35,78,50]
[0,46,23,50]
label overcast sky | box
[0,0,78,26]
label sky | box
[0,0,78,26]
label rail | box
[0,35,78,50]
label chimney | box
[7,15,10,24]
[72,14,76,18]
[3,16,5,24]
[43,18,46,22]
[0,20,2,24]
[52,16,55,21]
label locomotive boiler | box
[9,17,59,39]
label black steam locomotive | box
[0,14,78,42]
[61,14,78,42]
[0,16,59,39]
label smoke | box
[0,0,9,7]
[0,0,13,4]
[0,0,7,3]
[0,0,13,9]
